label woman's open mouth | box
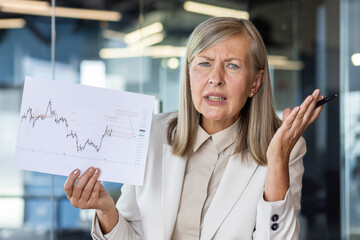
[206,96,226,101]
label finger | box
[282,108,292,121]
[282,106,300,129]
[294,90,319,128]
[310,89,322,108]
[80,168,101,203]
[88,180,102,208]
[72,167,97,201]
[291,98,310,129]
[64,169,80,199]
[301,89,322,125]
[309,94,325,123]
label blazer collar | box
[200,154,259,240]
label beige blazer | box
[92,112,306,240]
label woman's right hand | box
[64,167,119,233]
[64,167,114,211]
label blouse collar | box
[193,118,240,154]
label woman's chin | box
[201,112,239,125]
[202,113,223,121]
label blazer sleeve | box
[91,184,144,240]
[253,137,306,240]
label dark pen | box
[315,94,338,107]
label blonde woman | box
[64,17,324,239]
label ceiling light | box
[55,7,121,22]
[267,55,288,61]
[146,46,185,58]
[124,22,163,44]
[102,29,125,41]
[100,48,141,59]
[268,55,304,71]
[99,46,186,59]
[0,0,50,9]
[0,1,121,22]
[351,53,360,66]
[127,33,165,49]
[183,1,249,19]
[0,18,26,29]
[167,58,180,69]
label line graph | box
[20,99,139,153]
[14,77,154,185]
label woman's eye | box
[199,62,210,67]
[229,63,239,69]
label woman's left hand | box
[264,89,324,201]
[267,89,324,164]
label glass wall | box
[341,0,360,239]
[0,7,59,240]
[0,0,345,239]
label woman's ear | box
[249,70,264,97]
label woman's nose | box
[208,65,224,86]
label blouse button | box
[271,223,279,231]
[271,214,279,222]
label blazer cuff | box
[255,188,298,239]
[91,209,120,240]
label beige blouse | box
[171,120,239,240]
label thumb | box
[282,107,292,121]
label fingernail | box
[89,167,94,172]
[73,169,79,175]
[313,89,320,96]
[295,106,300,112]
[95,168,99,174]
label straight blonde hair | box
[167,17,281,165]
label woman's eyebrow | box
[195,55,215,61]
[196,55,243,62]
[223,57,242,62]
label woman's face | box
[189,36,262,134]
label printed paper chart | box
[14,77,154,185]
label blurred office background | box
[0,0,359,239]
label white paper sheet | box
[14,76,155,185]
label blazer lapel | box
[161,143,187,240]
[201,155,259,240]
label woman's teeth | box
[207,96,225,101]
